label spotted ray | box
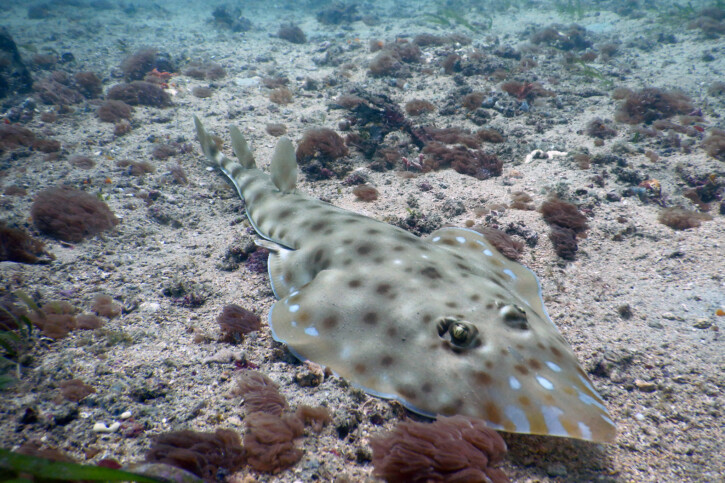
[194,116,616,443]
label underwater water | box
[1,0,724,482]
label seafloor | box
[0,0,723,482]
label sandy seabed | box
[1,1,723,481]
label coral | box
[294,405,331,433]
[245,247,269,273]
[500,80,554,101]
[32,138,61,153]
[31,186,119,242]
[548,225,578,260]
[333,94,365,109]
[120,48,174,81]
[658,207,712,230]
[540,198,588,260]
[0,124,36,152]
[614,88,693,124]
[107,81,172,107]
[480,226,523,261]
[702,128,725,161]
[540,198,588,232]
[217,304,261,343]
[404,99,436,116]
[277,24,306,44]
[416,127,480,149]
[476,128,504,143]
[461,92,485,111]
[75,314,103,330]
[114,120,132,136]
[69,155,95,169]
[91,294,121,319]
[262,77,289,88]
[391,42,422,63]
[353,184,379,201]
[212,5,252,32]
[243,412,304,473]
[116,159,154,176]
[97,99,133,123]
[152,144,177,160]
[33,78,84,105]
[192,86,213,98]
[316,2,359,25]
[370,415,508,483]
[73,72,102,98]
[236,371,288,416]
[368,51,403,77]
[145,428,245,482]
[0,222,51,264]
[265,123,287,136]
[530,24,591,51]
[296,128,348,163]
[586,118,617,139]
[0,26,33,98]
[509,191,535,210]
[28,301,77,339]
[269,87,293,105]
[167,164,188,185]
[183,62,226,80]
[422,142,503,180]
[59,379,95,402]
[413,33,447,46]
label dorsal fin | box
[193,115,223,165]
[229,125,256,169]
[270,137,297,193]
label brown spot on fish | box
[420,266,442,279]
[357,243,373,255]
[528,358,542,370]
[514,364,529,375]
[322,315,338,329]
[474,371,493,385]
[362,312,379,325]
[381,355,395,367]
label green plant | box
[422,8,490,32]
[0,448,167,482]
[0,292,37,388]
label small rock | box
[546,462,567,478]
[647,320,664,329]
[295,361,325,387]
[661,312,682,321]
[635,379,656,392]
[203,349,244,364]
[692,318,712,329]
[93,421,121,433]
[120,411,132,419]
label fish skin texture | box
[194,116,616,443]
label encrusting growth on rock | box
[370,415,509,483]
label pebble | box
[92,421,121,433]
[546,462,567,477]
[692,318,712,329]
[120,411,132,419]
[635,379,657,392]
[634,412,645,421]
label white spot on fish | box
[290,291,299,298]
[600,414,616,427]
[475,240,486,247]
[456,236,466,243]
[505,405,530,433]
[503,268,517,280]
[421,254,429,259]
[578,421,592,440]
[546,361,562,372]
[432,236,441,242]
[578,390,608,412]
[578,374,599,396]
[483,249,493,256]
[393,259,403,265]
[291,320,297,327]
[536,375,554,390]
[542,405,566,436]
[289,304,300,313]
[305,327,319,337]
[509,376,521,390]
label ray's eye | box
[500,304,529,330]
[436,316,480,350]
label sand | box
[0,1,723,482]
